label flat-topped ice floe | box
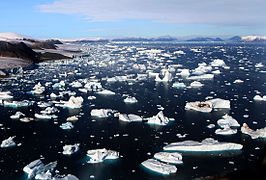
[217,114,240,128]
[241,123,266,139]
[163,138,243,152]
[207,98,230,109]
[97,89,116,95]
[10,111,25,119]
[1,136,16,148]
[2,100,33,108]
[87,148,119,163]
[91,109,116,118]
[144,111,170,125]
[253,95,266,101]
[172,82,186,88]
[190,81,203,88]
[215,126,237,135]
[60,122,74,130]
[187,74,214,80]
[118,113,142,122]
[154,152,183,164]
[56,96,83,109]
[124,96,138,103]
[62,144,80,155]
[141,159,177,175]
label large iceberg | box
[90,109,116,118]
[163,138,243,152]
[154,152,183,164]
[241,123,266,139]
[23,159,57,179]
[87,148,119,163]
[144,111,170,125]
[141,159,177,175]
[118,113,142,122]
[1,136,16,148]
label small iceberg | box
[30,82,45,95]
[62,144,80,155]
[185,101,212,113]
[53,174,79,180]
[217,114,240,128]
[3,100,33,108]
[0,91,13,100]
[215,126,237,135]
[84,82,102,92]
[56,96,83,109]
[190,81,203,88]
[124,96,138,103]
[172,82,186,88]
[210,59,226,67]
[253,95,266,101]
[87,148,119,163]
[207,98,230,109]
[1,136,16,148]
[141,159,177,175]
[10,111,25,119]
[118,113,142,122]
[154,152,183,164]
[241,123,266,139]
[23,159,57,179]
[144,111,170,125]
[90,109,116,118]
[187,74,214,80]
[155,69,172,82]
[163,138,243,152]
[66,116,79,121]
[97,89,116,95]
[60,122,74,130]
[35,113,57,120]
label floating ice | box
[187,74,214,80]
[23,159,57,179]
[233,79,243,84]
[1,136,16,148]
[253,95,266,101]
[215,126,237,135]
[3,100,33,108]
[163,138,243,152]
[57,96,83,109]
[185,101,212,113]
[255,62,264,68]
[118,113,142,122]
[97,89,116,95]
[91,109,116,118]
[217,114,240,128]
[87,148,119,163]
[62,144,80,155]
[207,98,230,109]
[241,123,266,139]
[60,122,74,130]
[70,81,82,88]
[30,82,45,95]
[211,59,226,67]
[40,107,59,115]
[10,111,25,119]
[0,91,13,100]
[178,69,190,77]
[144,111,170,125]
[141,159,177,175]
[212,70,221,74]
[52,81,65,89]
[84,82,102,92]
[155,69,172,82]
[172,82,186,88]
[35,113,57,120]
[66,116,79,121]
[154,152,183,164]
[53,174,79,180]
[190,81,204,88]
[88,96,96,100]
[124,96,138,103]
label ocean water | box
[0,42,266,180]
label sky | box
[0,0,266,39]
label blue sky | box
[0,0,266,39]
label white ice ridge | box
[154,152,183,164]
[56,96,83,109]
[241,123,266,139]
[155,69,172,82]
[62,144,80,155]
[23,159,57,179]
[163,138,243,152]
[141,159,177,175]
[118,113,142,122]
[1,136,16,148]
[86,148,119,163]
[185,98,230,113]
[90,109,116,118]
[144,111,170,125]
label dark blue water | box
[0,43,266,180]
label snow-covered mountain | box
[241,36,266,42]
[0,32,34,42]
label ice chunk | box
[124,96,138,103]
[185,101,212,113]
[215,126,237,135]
[217,114,240,128]
[187,74,214,80]
[50,93,58,99]
[190,81,203,88]
[155,69,172,82]
[1,136,16,148]
[87,148,119,163]
[10,111,25,119]
[172,82,186,88]
[0,91,13,100]
[154,152,183,164]
[212,70,221,74]
[66,116,79,121]
[255,62,264,68]
[60,122,74,130]
[211,59,226,67]
[62,144,80,155]
[97,89,115,95]
[35,170,52,179]
[52,174,79,180]
[23,159,57,179]
[253,95,266,101]
[144,111,170,125]
[241,123,266,139]
[35,113,57,120]
[91,109,116,118]
[163,138,243,152]
[178,69,190,77]
[141,159,177,175]
[84,82,102,92]
[3,100,33,108]
[30,82,45,95]
[118,113,142,122]
[57,96,83,109]
[40,107,59,114]
[70,81,82,88]
[88,96,96,100]
[233,79,243,84]
[207,98,230,109]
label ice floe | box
[163,138,243,151]
[10,111,25,119]
[141,159,177,175]
[154,152,183,164]
[0,91,13,100]
[1,136,16,148]
[90,109,116,118]
[87,148,120,163]
[60,122,74,130]
[144,111,170,125]
[172,82,186,88]
[62,144,80,155]
[190,81,204,88]
[123,96,138,103]
[118,113,142,122]
[241,123,266,139]
[56,96,83,109]
[217,114,240,128]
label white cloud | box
[38,0,266,26]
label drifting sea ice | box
[187,74,214,80]
[52,174,79,180]
[35,113,58,120]
[56,96,83,109]
[215,126,237,135]
[241,123,266,139]
[90,109,116,118]
[190,81,204,88]
[253,95,266,101]
[1,136,16,148]
[153,152,183,164]
[0,91,13,100]
[217,114,240,128]
[163,138,243,152]
[60,122,74,130]
[124,96,138,103]
[185,101,213,113]
[155,69,172,82]
[141,159,177,175]
[30,82,45,95]
[207,98,230,109]
[118,113,142,122]
[10,111,25,119]
[87,148,120,163]
[144,111,170,125]
[2,100,33,108]
[97,89,116,95]
[172,82,186,88]
[62,144,80,155]
[210,59,226,67]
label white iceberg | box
[253,95,266,101]
[40,107,59,114]
[215,126,237,135]
[87,148,119,163]
[66,116,79,121]
[241,123,266,139]
[57,96,83,109]
[154,152,183,164]
[155,69,172,82]
[91,109,115,118]
[62,144,80,155]
[52,174,79,180]
[35,113,57,120]
[10,111,25,119]
[178,69,190,77]
[124,96,138,103]
[118,113,142,122]
[1,136,16,148]
[190,81,203,88]
[0,91,13,100]
[30,82,45,95]
[144,111,170,125]
[217,114,240,128]
[163,138,243,152]
[255,62,264,68]
[60,122,74,130]
[70,81,82,88]
[172,82,186,88]
[187,74,214,80]
[211,59,226,67]
[185,101,212,113]
[97,89,116,95]
[3,100,33,108]
[233,79,243,84]
[207,98,230,109]
[84,82,102,92]
[141,159,177,175]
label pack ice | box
[163,138,243,152]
